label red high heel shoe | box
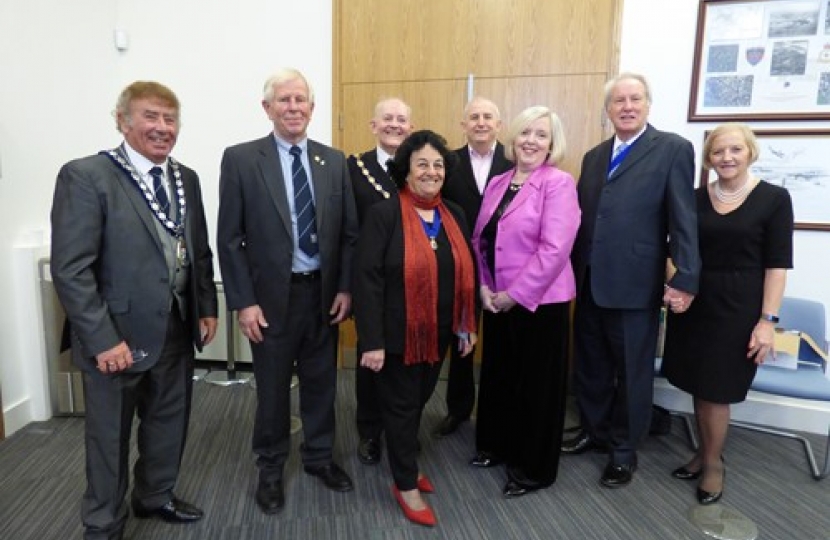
[392,486,436,526]
[417,475,435,493]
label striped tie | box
[289,145,318,257]
[607,142,628,179]
[149,166,170,216]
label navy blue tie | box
[289,145,318,256]
[149,166,171,216]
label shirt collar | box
[272,133,308,154]
[122,141,167,175]
[468,143,496,159]
[376,146,393,171]
[614,125,647,151]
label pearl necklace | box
[714,177,752,204]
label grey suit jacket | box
[50,153,218,372]
[217,134,358,327]
[572,124,701,309]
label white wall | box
[0,0,332,435]
[1,0,828,435]
[621,0,830,432]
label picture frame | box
[701,128,830,230]
[688,0,830,121]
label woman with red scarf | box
[354,130,478,527]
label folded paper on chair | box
[764,329,829,374]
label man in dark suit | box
[217,68,359,514]
[563,72,701,488]
[347,97,413,466]
[50,81,218,540]
[435,96,512,439]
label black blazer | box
[442,142,513,227]
[217,134,358,327]
[353,198,476,355]
[50,153,217,372]
[571,124,701,309]
[347,149,398,225]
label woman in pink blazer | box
[470,105,581,497]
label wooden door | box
[334,0,622,362]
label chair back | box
[779,296,828,367]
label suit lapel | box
[456,147,481,198]
[478,173,507,225]
[488,142,511,181]
[110,161,165,254]
[500,166,544,219]
[361,150,395,193]
[179,167,194,254]
[308,140,328,233]
[256,135,292,236]
[608,125,658,181]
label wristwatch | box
[760,313,780,324]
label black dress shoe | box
[469,451,502,468]
[672,465,702,480]
[132,497,203,523]
[357,438,381,465]
[600,463,636,488]
[304,463,354,492]
[432,415,466,438]
[561,430,604,455]
[697,467,725,505]
[255,480,285,514]
[502,468,547,498]
[696,486,723,505]
[503,480,533,498]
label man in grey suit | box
[563,72,701,488]
[51,81,218,540]
[217,68,359,514]
[435,96,512,440]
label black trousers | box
[476,302,569,485]
[250,280,338,480]
[355,341,384,441]
[81,311,192,540]
[376,334,450,490]
[444,338,476,420]
[573,279,660,466]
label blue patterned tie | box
[149,166,171,216]
[289,145,318,256]
[607,142,629,179]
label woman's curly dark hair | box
[387,130,458,189]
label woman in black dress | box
[662,123,793,505]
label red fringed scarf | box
[399,186,477,365]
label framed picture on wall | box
[701,129,830,230]
[689,0,830,121]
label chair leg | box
[669,411,699,451]
[730,421,830,481]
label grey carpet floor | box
[1,369,828,540]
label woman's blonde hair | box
[503,106,567,166]
[702,122,760,170]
